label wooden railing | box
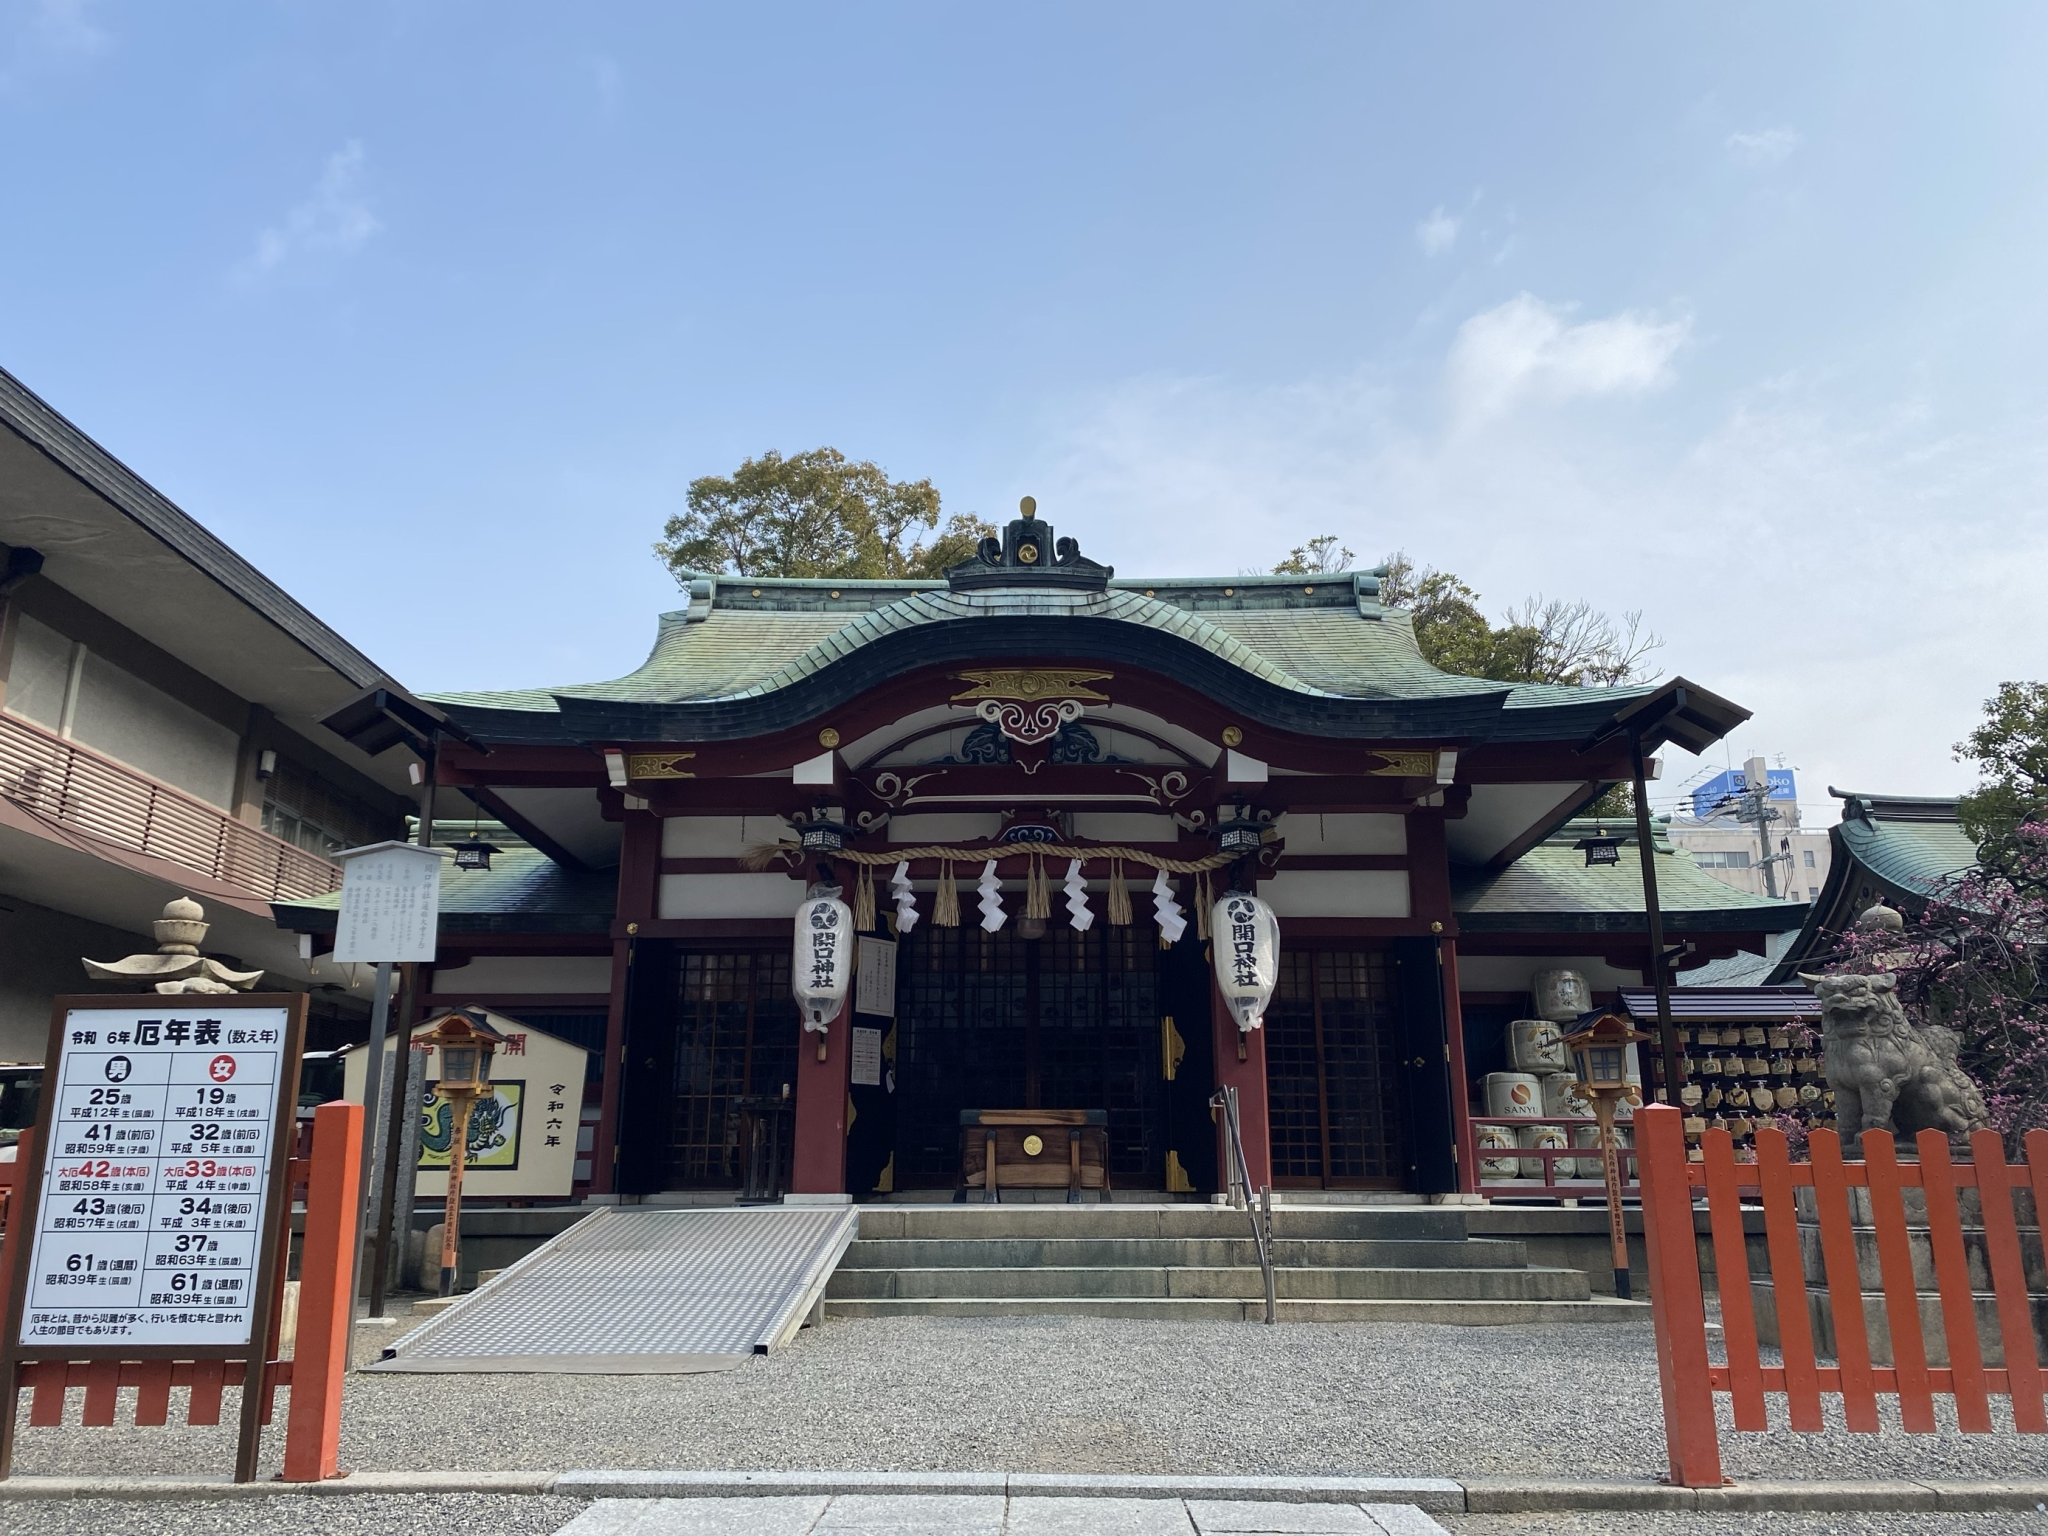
[0,710,341,903]
[1639,1103,2047,1488]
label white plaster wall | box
[429,956,614,993]
[1071,813,1177,843]
[1261,869,1411,918]
[662,815,782,858]
[1272,812,1407,855]
[5,614,238,807]
[659,872,805,918]
[887,813,1001,843]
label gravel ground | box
[1446,1518,2048,1536]
[8,1314,2048,1484]
[0,1495,586,1536]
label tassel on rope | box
[1195,871,1214,940]
[934,859,960,927]
[853,864,877,930]
[1106,857,1133,927]
[1025,854,1051,922]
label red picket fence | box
[1638,1102,2048,1488]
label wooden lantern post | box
[1562,1010,1652,1301]
[414,1011,504,1298]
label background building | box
[0,367,418,1057]
[1663,762,1831,904]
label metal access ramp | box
[368,1205,858,1374]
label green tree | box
[1271,535,1355,575]
[1365,548,1659,687]
[1955,681,2048,863]
[656,448,993,582]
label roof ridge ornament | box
[945,497,1113,593]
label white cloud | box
[1415,206,1459,256]
[0,0,109,91]
[1726,127,1800,165]
[1023,322,2047,810]
[238,141,380,279]
[1445,293,1690,425]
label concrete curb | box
[0,1469,2043,1512]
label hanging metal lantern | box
[1210,888,1280,1033]
[450,835,501,872]
[792,884,854,1044]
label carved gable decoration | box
[944,498,1113,592]
[952,667,1113,748]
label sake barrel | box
[1571,1120,1632,1180]
[1484,1072,1543,1119]
[1507,1018,1568,1073]
[1530,968,1590,1022]
[1519,1121,1570,1180]
[1540,1071,1588,1121]
[1475,1121,1521,1180]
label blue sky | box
[3,2,2044,818]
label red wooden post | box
[1700,1132,1766,1429]
[27,1366,63,1427]
[1636,1105,1722,1488]
[792,999,852,1194]
[1212,975,1272,1192]
[1971,1129,2046,1432]
[1862,1132,1937,1432]
[1755,1128,1824,1430]
[135,1361,174,1428]
[1918,1131,1993,1431]
[1808,1130,1880,1430]
[283,1101,363,1482]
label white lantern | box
[1210,889,1279,1033]
[793,886,854,1033]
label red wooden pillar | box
[283,1101,362,1482]
[792,1000,852,1194]
[1212,976,1273,1192]
[593,806,661,1195]
[1440,937,1478,1195]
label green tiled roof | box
[425,569,1652,719]
[272,842,615,935]
[1454,820,1806,935]
[1833,797,1980,897]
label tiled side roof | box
[1835,813,1980,898]
[272,844,615,932]
[1453,830,1805,935]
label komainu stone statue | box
[1800,970,1991,1153]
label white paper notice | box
[850,1026,882,1088]
[19,1006,290,1349]
[855,936,896,1018]
[332,844,444,963]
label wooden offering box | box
[958,1109,1112,1203]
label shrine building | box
[281,505,1802,1202]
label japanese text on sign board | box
[20,1007,291,1349]
[332,847,443,963]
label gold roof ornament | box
[82,897,265,995]
[951,669,1112,703]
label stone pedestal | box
[1751,1184,2046,1367]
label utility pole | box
[1740,755,1779,899]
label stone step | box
[853,1204,1467,1242]
[826,1263,1593,1302]
[824,1295,1650,1324]
[836,1236,1531,1271]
